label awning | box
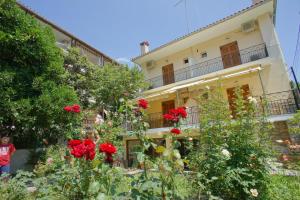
[144,66,262,99]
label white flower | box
[248,96,257,104]
[11,125,15,130]
[27,186,37,193]
[205,86,210,90]
[250,189,258,197]
[119,98,124,102]
[95,114,104,124]
[46,157,53,164]
[221,149,231,158]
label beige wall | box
[142,28,264,80]
[141,13,291,96]
[257,13,291,94]
[146,72,265,115]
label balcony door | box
[162,64,175,85]
[226,84,250,117]
[162,100,175,127]
[220,41,241,69]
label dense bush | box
[189,86,271,199]
[0,0,79,146]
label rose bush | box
[188,86,271,199]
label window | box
[183,58,189,64]
[201,52,207,58]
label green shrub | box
[267,175,300,200]
[0,0,79,146]
[189,86,271,199]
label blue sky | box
[19,0,299,73]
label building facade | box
[17,2,116,66]
[125,0,298,167]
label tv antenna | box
[174,0,190,34]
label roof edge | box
[16,2,118,64]
[132,0,273,62]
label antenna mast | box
[174,0,190,34]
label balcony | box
[147,43,268,90]
[145,90,299,129]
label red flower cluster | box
[99,143,117,154]
[64,104,81,113]
[138,99,148,109]
[99,142,117,165]
[68,139,96,160]
[170,128,181,135]
[163,107,187,123]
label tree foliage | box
[0,0,79,147]
[63,47,147,111]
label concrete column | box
[257,13,284,59]
[257,14,291,93]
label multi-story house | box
[125,0,299,167]
[17,2,116,66]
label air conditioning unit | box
[241,20,256,33]
[146,60,156,70]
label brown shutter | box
[162,64,175,85]
[220,41,241,69]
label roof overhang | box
[132,0,274,64]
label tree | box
[0,0,79,147]
[63,47,147,111]
[93,64,147,112]
[63,48,100,108]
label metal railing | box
[254,90,299,116]
[147,43,268,90]
[147,106,200,129]
[143,90,300,129]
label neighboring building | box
[17,2,117,66]
[125,0,299,167]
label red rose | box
[162,107,187,122]
[170,128,181,135]
[72,104,81,113]
[86,150,96,160]
[163,113,179,122]
[68,139,82,148]
[176,107,187,118]
[64,106,72,112]
[99,143,117,154]
[138,99,148,109]
[68,139,96,160]
[71,143,86,158]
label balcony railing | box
[147,43,268,90]
[144,90,299,129]
[255,90,300,116]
